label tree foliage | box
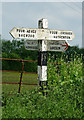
[1,39,84,72]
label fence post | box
[18,61,24,93]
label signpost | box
[10,28,74,41]
[10,18,74,96]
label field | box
[1,54,83,119]
[2,71,38,93]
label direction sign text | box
[10,27,74,41]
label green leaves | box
[2,51,83,119]
[47,53,83,118]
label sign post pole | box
[10,18,75,96]
[37,19,48,96]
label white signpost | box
[10,27,74,41]
[10,18,74,96]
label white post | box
[37,18,48,96]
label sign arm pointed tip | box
[9,31,15,39]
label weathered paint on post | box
[37,18,48,96]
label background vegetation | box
[2,53,83,119]
[1,39,84,73]
[1,39,84,119]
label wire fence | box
[0,58,38,93]
[0,57,61,93]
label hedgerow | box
[2,53,83,119]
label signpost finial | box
[38,18,48,29]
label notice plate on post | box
[24,40,38,50]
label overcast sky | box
[0,1,83,48]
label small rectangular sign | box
[47,40,69,51]
[25,40,38,50]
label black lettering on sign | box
[31,30,36,33]
[21,34,25,37]
[21,30,23,32]
[26,42,29,44]
[54,41,62,45]
[33,35,35,38]
[53,36,71,39]
[50,46,60,50]
[26,34,28,37]
[50,31,57,34]
[61,32,72,35]
[54,36,57,38]
[27,30,30,33]
[19,34,35,38]
[23,30,25,32]
[28,46,37,49]
[27,30,36,33]
[49,41,60,45]
[17,29,19,32]
[26,46,38,49]
[17,29,25,33]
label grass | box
[2,71,38,93]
